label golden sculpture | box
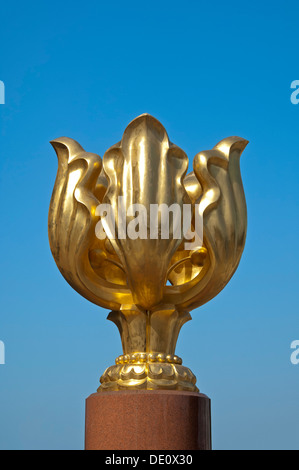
[48,114,248,392]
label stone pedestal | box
[85,390,211,450]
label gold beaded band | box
[115,352,183,365]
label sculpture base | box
[85,390,211,450]
[99,359,198,392]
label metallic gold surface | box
[49,114,248,391]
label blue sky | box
[0,0,299,450]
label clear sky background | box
[0,0,299,450]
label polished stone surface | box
[85,390,211,450]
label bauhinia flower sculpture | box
[48,114,248,392]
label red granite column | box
[85,390,211,450]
